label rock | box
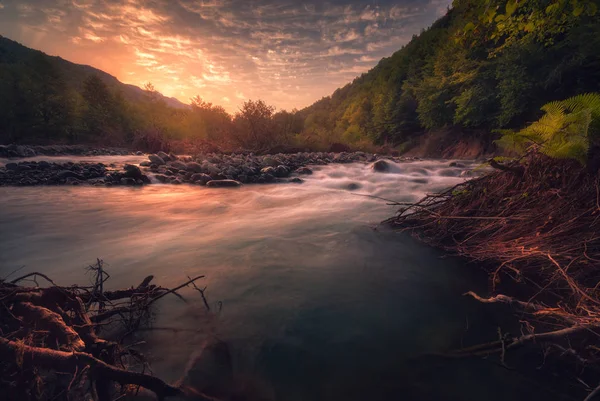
[169,161,188,171]
[258,173,275,183]
[295,167,313,175]
[186,162,203,173]
[157,151,171,162]
[261,167,275,175]
[154,174,169,183]
[449,162,465,168]
[460,170,473,177]
[120,177,137,186]
[123,164,143,179]
[346,183,361,191]
[289,177,304,184]
[57,170,86,180]
[136,151,144,156]
[149,154,165,165]
[140,161,151,167]
[371,160,390,173]
[274,165,289,178]
[191,173,212,185]
[206,179,242,188]
[65,177,83,185]
[262,156,279,167]
[5,163,18,171]
[38,161,51,170]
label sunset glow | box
[0,0,450,112]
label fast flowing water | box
[0,157,577,401]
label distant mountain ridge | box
[0,35,188,110]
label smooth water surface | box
[0,158,578,400]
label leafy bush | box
[495,93,600,164]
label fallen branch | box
[0,336,183,399]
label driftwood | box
[0,259,208,401]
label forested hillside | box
[0,36,305,153]
[299,0,600,150]
[2,0,599,154]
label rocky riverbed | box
[0,160,150,186]
[0,150,424,187]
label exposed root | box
[386,152,600,395]
[0,260,208,400]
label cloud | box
[0,0,452,112]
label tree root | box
[0,261,209,400]
[386,152,600,397]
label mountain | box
[0,35,188,110]
[299,0,600,155]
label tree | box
[233,100,277,150]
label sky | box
[0,0,451,113]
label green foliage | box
[299,0,600,147]
[496,93,600,164]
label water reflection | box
[0,159,574,400]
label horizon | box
[0,0,451,113]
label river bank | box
[386,153,600,396]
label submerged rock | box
[371,160,390,172]
[295,167,313,175]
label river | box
[0,156,577,400]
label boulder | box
[289,177,304,184]
[274,165,289,178]
[295,167,313,175]
[123,164,143,179]
[206,179,242,188]
[262,156,280,167]
[169,161,188,171]
[149,154,165,165]
[157,151,171,162]
[191,173,212,185]
[260,167,275,175]
[371,160,390,173]
[154,174,169,183]
[140,161,151,167]
[5,163,18,171]
[186,162,203,173]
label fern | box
[495,93,600,165]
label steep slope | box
[299,0,600,153]
[0,36,187,110]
